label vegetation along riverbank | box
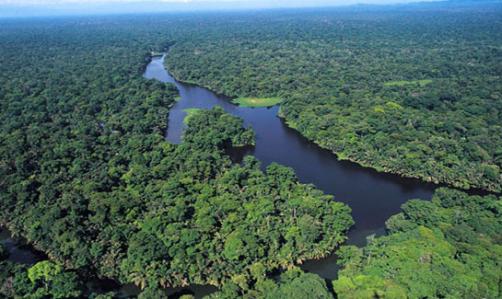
[0,1,501,298]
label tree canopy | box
[0,16,352,295]
[333,188,502,299]
[0,2,500,298]
[166,2,502,192]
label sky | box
[0,0,437,4]
[0,0,443,17]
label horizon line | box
[0,0,448,19]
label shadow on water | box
[0,227,47,265]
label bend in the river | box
[0,54,440,299]
[144,54,437,279]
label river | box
[1,55,437,299]
[0,227,47,265]
[143,55,436,288]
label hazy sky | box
[0,0,442,17]
[0,0,438,5]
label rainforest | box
[0,1,501,298]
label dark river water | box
[143,55,437,285]
[1,55,437,299]
[0,227,47,264]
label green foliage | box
[165,3,502,192]
[2,2,499,298]
[333,188,502,299]
[383,79,432,87]
[206,267,333,299]
[232,97,283,108]
[183,108,202,124]
[28,260,62,283]
[118,115,352,288]
[26,261,82,299]
[183,106,256,148]
[0,18,352,293]
[1,259,82,298]
[265,268,333,299]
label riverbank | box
[164,55,500,194]
[151,53,436,274]
[277,111,499,197]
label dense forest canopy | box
[165,2,502,192]
[191,188,502,299]
[0,13,353,297]
[0,1,501,298]
[333,188,502,298]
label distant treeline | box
[0,1,501,298]
[166,2,502,192]
[0,16,352,297]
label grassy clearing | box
[384,79,432,87]
[150,51,164,57]
[232,97,282,108]
[183,108,202,124]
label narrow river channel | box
[144,55,437,283]
[1,54,438,299]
